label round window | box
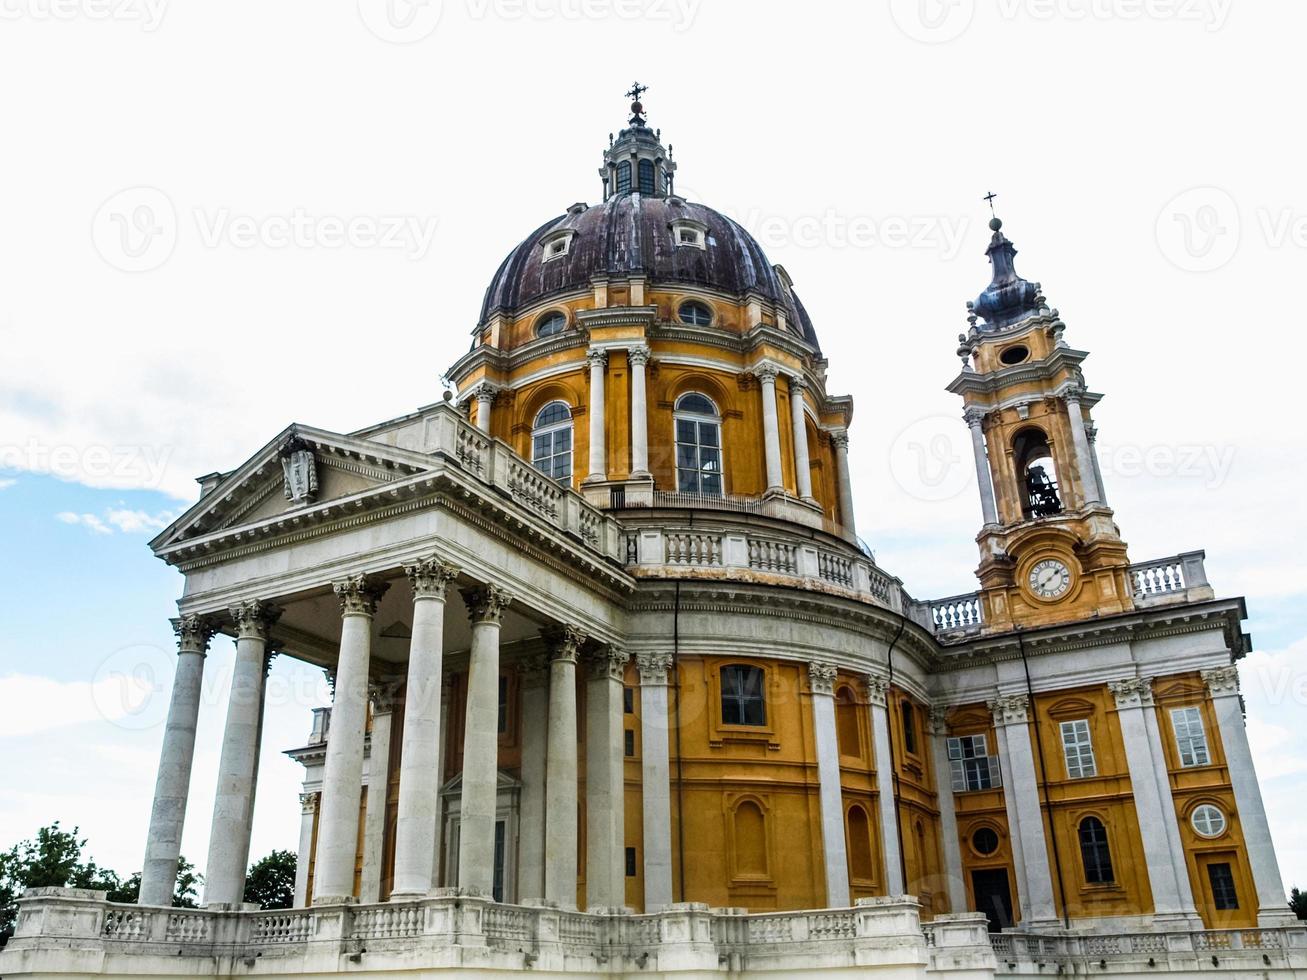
[536,311,567,338]
[999,344,1030,366]
[972,827,1000,856]
[1191,804,1226,838]
[678,301,713,326]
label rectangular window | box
[720,665,766,727]
[1171,706,1210,767]
[623,686,634,714]
[624,729,636,757]
[492,820,506,902]
[616,162,631,194]
[901,701,918,754]
[1207,862,1239,910]
[1060,719,1097,778]
[948,734,1002,792]
[625,846,638,877]
[497,675,508,735]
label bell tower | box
[950,208,1133,631]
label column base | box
[311,895,359,907]
[1151,910,1205,931]
[387,891,431,903]
[1257,907,1302,928]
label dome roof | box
[478,193,821,351]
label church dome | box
[478,194,821,350]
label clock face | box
[1028,558,1072,599]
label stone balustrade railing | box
[620,518,909,615]
[416,407,622,564]
[1,889,996,978]
[1129,551,1214,606]
[988,925,1307,967]
[926,593,985,636]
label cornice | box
[946,347,1093,397]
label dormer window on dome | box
[541,230,576,262]
[671,218,708,250]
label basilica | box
[3,91,1303,979]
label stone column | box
[1108,678,1197,924]
[928,708,967,915]
[473,382,497,435]
[391,557,458,899]
[140,615,215,907]
[204,600,279,906]
[637,653,674,912]
[1203,666,1296,926]
[755,365,785,492]
[865,675,904,895]
[544,626,584,907]
[431,677,454,888]
[988,693,1058,926]
[1064,389,1102,506]
[314,575,388,904]
[1086,423,1109,506]
[832,431,856,536]
[809,662,850,907]
[293,793,317,908]
[515,655,550,903]
[964,409,999,526]
[360,684,396,904]
[789,375,814,500]
[629,345,651,478]
[457,585,513,896]
[586,348,608,482]
[586,645,629,910]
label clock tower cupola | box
[950,207,1133,631]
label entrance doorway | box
[971,868,1014,932]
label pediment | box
[149,424,439,552]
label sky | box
[0,0,1304,899]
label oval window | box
[536,311,567,338]
[972,827,1000,856]
[1191,804,1226,838]
[678,301,713,326]
[999,345,1030,366]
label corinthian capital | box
[334,574,390,617]
[1201,665,1240,698]
[228,600,282,641]
[462,585,513,626]
[470,381,500,405]
[586,347,609,370]
[788,373,807,393]
[752,363,780,384]
[807,661,838,697]
[589,645,630,682]
[963,408,988,428]
[636,652,674,686]
[405,555,460,600]
[831,430,850,452]
[300,792,318,815]
[1109,676,1154,709]
[542,624,586,664]
[862,673,889,702]
[988,693,1029,726]
[627,345,652,367]
[171,615,216,655]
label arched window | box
[535,311,566,338]
[531,401,572,480]
[674,392,722,496]
[1013,427,1062,518]
[847,805,874,881]
[720,664,765,726]
[678,300,713,326]
[836,686,860,757]
[616,161,632,194]
[733,800,768,877]
[1078,816,1114,884]
[638,159,655,194]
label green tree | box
[243,850,296,910]
[1291,886,1307,920]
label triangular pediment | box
[149,424,440,553]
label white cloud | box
[0,478,15,490]
[56,511,112,535]
[54,508,174,535]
